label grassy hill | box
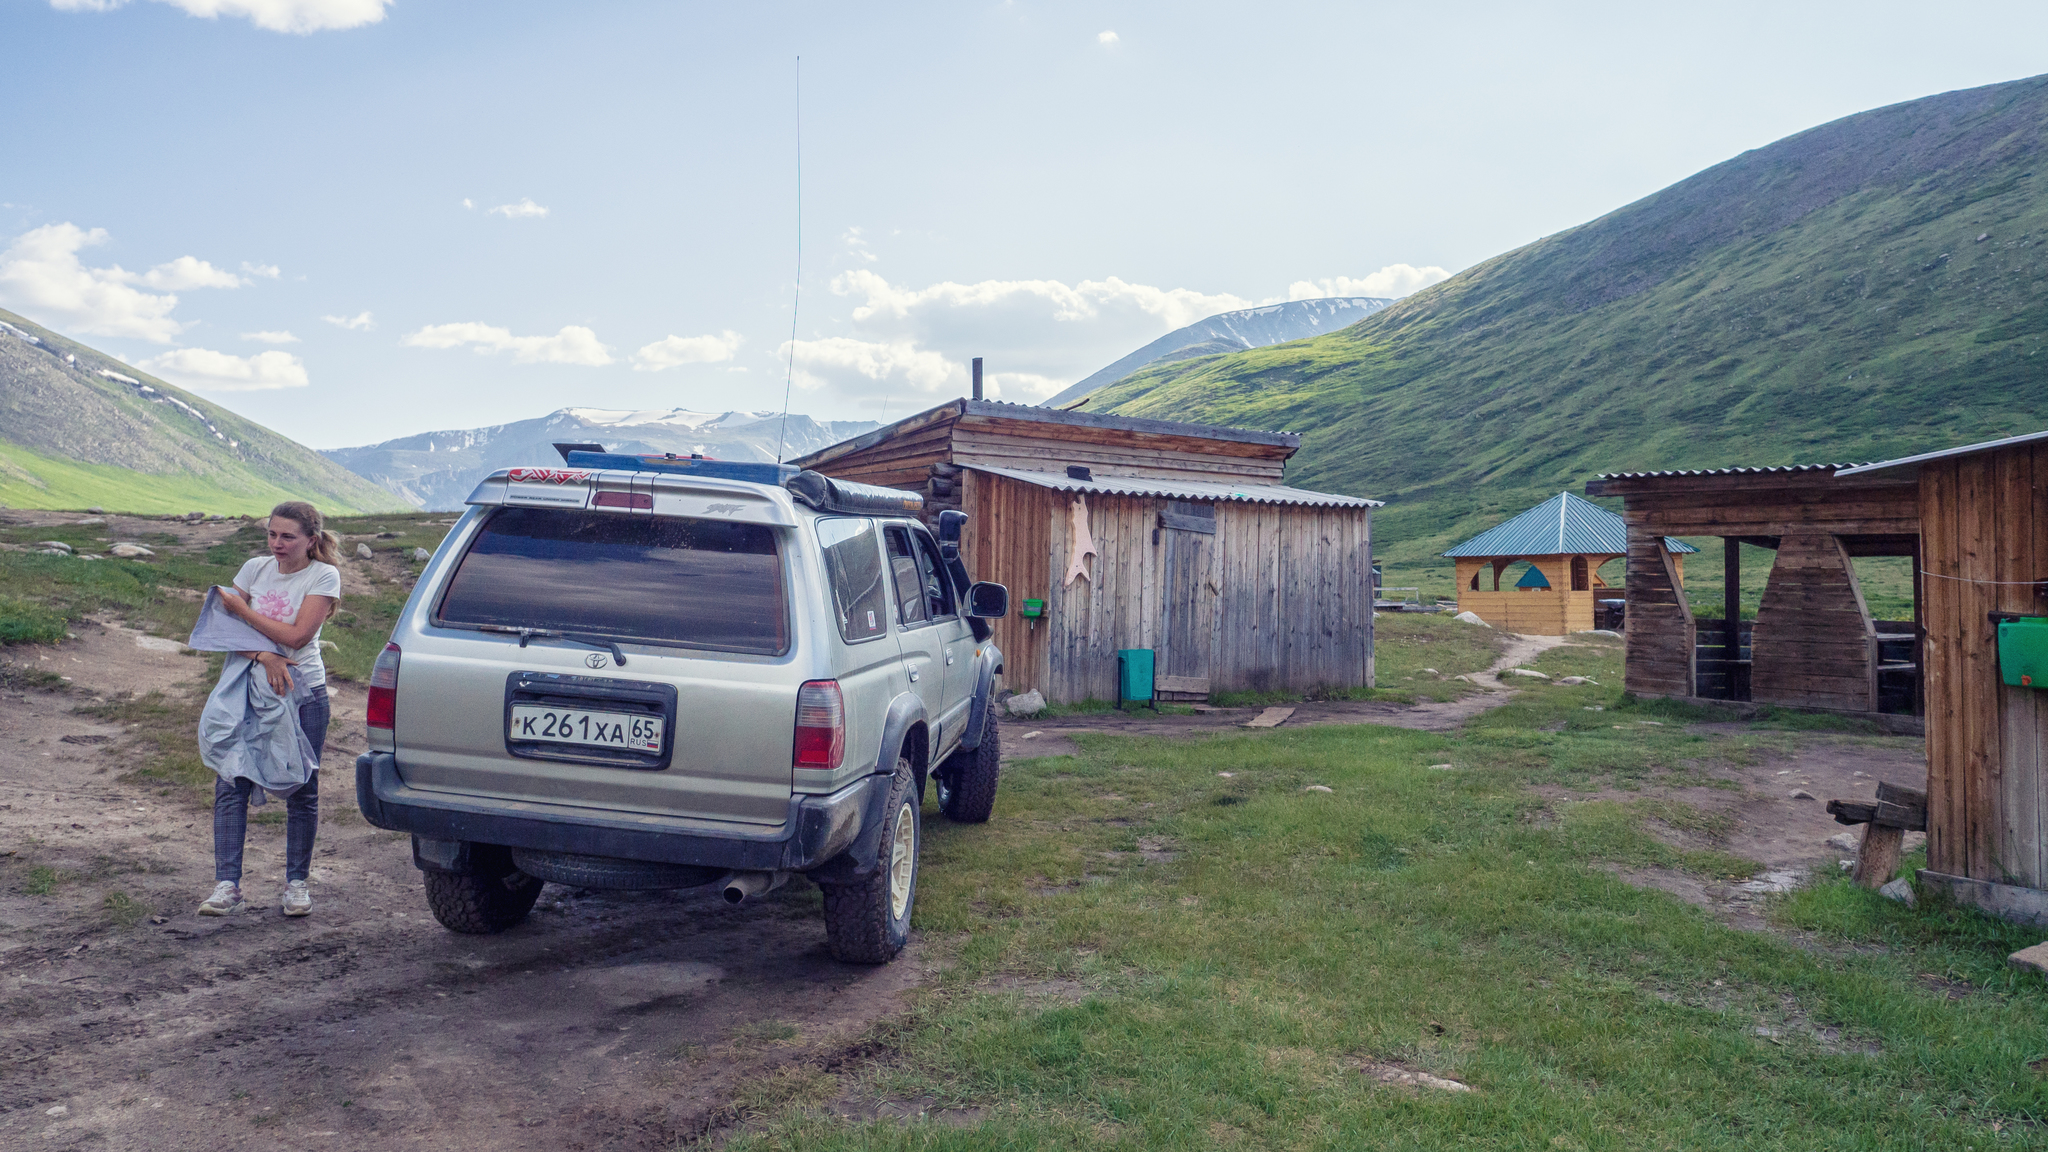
[1087,74,2048,598]
[0,309,401,515]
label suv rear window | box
[437,509,787,655]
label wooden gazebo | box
[1442,491,1695,635]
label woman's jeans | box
[213,688,329,884]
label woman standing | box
[198,501,342,918]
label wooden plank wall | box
[951,421,1288,483]
[964,473,1373,702]
[960,469,1058,698]
[1922,442,2048,887]
[1622,527,1695,696]
[1749,533,1877,713]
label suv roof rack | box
[559,450,924,517]
[564,450,799,485]
[785,471,925,516]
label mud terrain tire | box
[936,712,1000,823]
[423,848,544,934]
[819,758,919,964]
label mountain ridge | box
[326,407,880,509]
[1086,73,2048,566]
[0,308,402,514]
[1040,296,1391,408]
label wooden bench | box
[1825,781,1927,889]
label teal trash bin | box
[1117,648,1156,711]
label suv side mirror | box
[965,582,1008,619]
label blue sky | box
[5,1,2047,449]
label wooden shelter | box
[1582,464,1923,724]
[789,398,1382,703]
[1836,431,2048,925]
[1442,491,1696,635]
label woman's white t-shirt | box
[234,556,342,691]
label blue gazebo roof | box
[1441,492,1698,559]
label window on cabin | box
[1571,556,1589,591]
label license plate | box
[509,704,663,752]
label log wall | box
[1749,532,1878,713]
[1623,531,1696,696]
[1921,441,2048,888]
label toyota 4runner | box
[355,450,1007,963]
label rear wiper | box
[477,625,629,666]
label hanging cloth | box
[1064,494,1097,586]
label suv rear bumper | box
[355,752,872,873]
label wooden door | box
[1157,502,1218,697]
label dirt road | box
[0,623,932,1150]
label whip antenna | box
[776,56,802,463]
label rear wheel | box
[820,757,919,963]
[422,846,543,934]
[936,712,1001,823]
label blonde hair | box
[270,501,341,566]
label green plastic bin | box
[1999,617,2048,688]
[1116,648,1155,710]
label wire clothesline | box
[1919,570,2047,585]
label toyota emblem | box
[584,652,609,669]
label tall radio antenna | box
[775,56,802,463]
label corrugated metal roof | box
[1441,491,1697,558]
[965,465,1381,508]
[1835,428,2048,477]
[1594,463,1863,480]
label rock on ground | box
[1453,611,1491,627]
[1006,689,1046,717]
[1879,877,1917,905]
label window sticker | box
[506,467,591,484]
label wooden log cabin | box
[1836,431,2048,925]
[1582,464,1923,727]
[1442,491,1696,635]
[788,398,1382,703]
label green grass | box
[722,629,2046,1149]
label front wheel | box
[422,846,543,934]
[937,711,1001,823]
[820,758,919,964]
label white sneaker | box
[198,881,245,916]
[282,880,311,917]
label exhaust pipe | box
[719,870,789,905]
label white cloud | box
[780,337,958,395]
[633,330,742,371]
[1285,264,1451,301]
[461,198,475,210]
[242,329,298,343]
[139,347,309,391]
[133,255,244,290]
[488,198,550,219]
[322,311,374,330]
[240,261,281,279]
[0,223,189,343]
[837,269,1251,336]
[1098,30,1118,44]
[404,322,613,366]
[842,226,877,264]
[50,0,393,34]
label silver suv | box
[354,451,1007,963]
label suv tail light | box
[792,679,845,771]
[366,643,401,732]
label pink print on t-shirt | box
[254,589,294,622]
